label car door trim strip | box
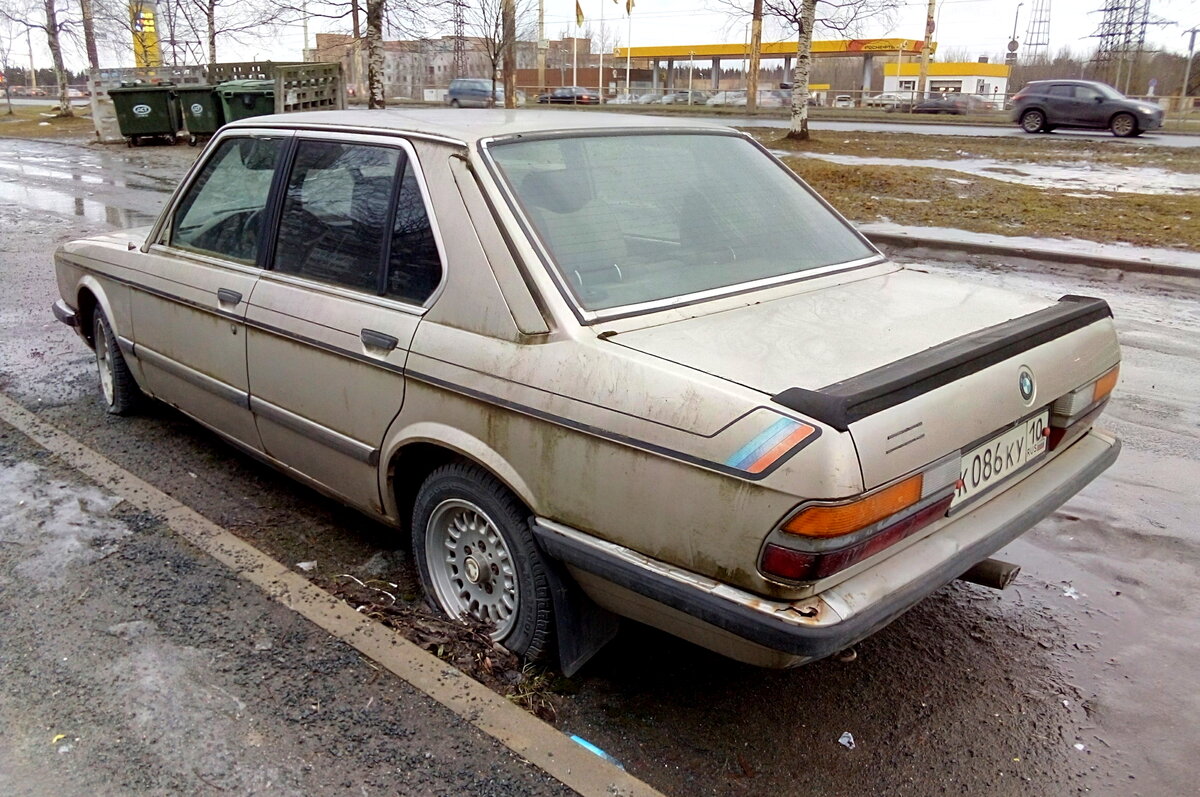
[249,396,380,466]
[772,295,1113,431]
[135,345,251,410]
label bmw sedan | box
[52,111,1121,673]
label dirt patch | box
[759,147,1199,251]
[750,128,1200,173]
[0,106,95,139]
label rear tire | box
[1019,109,1045,133]
[412,463,553,661]
[93,310,140,415]
[1110,112,1138,138]
[450,99,460,108]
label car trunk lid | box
[608,269,1118,488]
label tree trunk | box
[501,0,516,108]
[746,0,762,113]
[44,0,72,117]
[207,0,217,64]
[366,0,384,109]
[351,0,361,39]
[786,0,816,140]
[79,0,100,70]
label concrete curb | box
[864,230,1200,281]
[0,392,664,797]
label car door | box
[245,133,445,514]
[1073,84,1111,127]
[1042,84,1077,124]
[133,133,289,450]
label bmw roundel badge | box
[1018,367,1035,402]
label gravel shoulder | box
[0,422,574,797]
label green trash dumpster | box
[217,79,276,122]
[176,85,224,146]
[108,82,182,147]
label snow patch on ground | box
[0,461,129,587]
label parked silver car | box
[52,110,1121,672]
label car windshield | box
[488,132,877,313]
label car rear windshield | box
[487,132,877,313]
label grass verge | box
[747,130,1199,251]
[756,128,1200,172]
[0,105,94,139]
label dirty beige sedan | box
[52,111,1121,673]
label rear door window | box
[273,140,400,292]
[271,138,442,305]
[170,137,284,264]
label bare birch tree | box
[465,0,533,100]
[721,0,898,139]
[0,0,75,115]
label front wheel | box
[1019,109,1045,133]
[412,463,554,661]
[93,310,140,415]
[449,99,460,108]
[1111,112,1138,138]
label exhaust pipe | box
[957,558,1021,590]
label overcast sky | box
[20,0,1199,75]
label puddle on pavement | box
[778,150,1200,194]
[0,179,157,228]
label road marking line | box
[0,392,661,797]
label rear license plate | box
[952,411,1049,508]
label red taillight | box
[761,495,954,582]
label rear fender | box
[377,420,539,522]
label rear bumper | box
[533,429,1119,666]
[52,300,79,329]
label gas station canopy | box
[614,39,936,59]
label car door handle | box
[217,288,242,306]
[360,328,399,352]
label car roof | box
[224,108,729,145]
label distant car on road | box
[912,94,980,115]
[1011,79,1163,137]
[706,90,745,106]
[447,78,524,108]
[864,92,913,109]
[537,86,601,105]
[833,94,854,108]
[659,90,709,105]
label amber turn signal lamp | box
[782,475,923,538]
[1092,366,1119,403]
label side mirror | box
[1094,95,1103,103]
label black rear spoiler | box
[772,295,1113,432]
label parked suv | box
[447,78,502,108]
[1011,79,1163,137]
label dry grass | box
[786,157,1198,250]
[0,105,94,139]
[756,128,1200,173]
[744,129,1200,251]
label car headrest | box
[520,169,591,214]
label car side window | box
[1048,85,1075,98]
[273,140,400,292]
[170,137,283,264]
[385,162,442,304]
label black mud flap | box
[540,554,620,677]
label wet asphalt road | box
[2,135,1198,796]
